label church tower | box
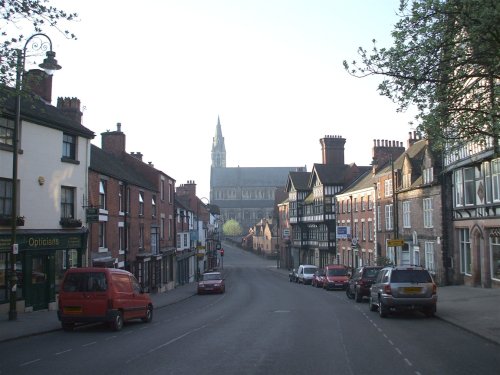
[211,116,226,168]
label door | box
[30,255,49,310]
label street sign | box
[387,239,404,247]
[336,226,350,239]
[86,208,99,223]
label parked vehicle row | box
[291,263,438,319]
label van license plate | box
[64,306,82,314]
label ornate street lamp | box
[9,33,61,321]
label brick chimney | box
[57,97,83,123]
[320,135,346,166]
[24,69,52,103]
[177,180,197,197]
[407,131,422,148]
[130,152,143,161]
[101,122,126,156]
[371,139,405,173]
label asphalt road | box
[1,244,499,375]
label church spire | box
[211,116,226,168]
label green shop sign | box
[0,232,85,252]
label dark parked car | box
[369,265,437,318]
[311,268,326,288]
[197,272,225,294]
[289,268,298,283]
[346,266,382,302]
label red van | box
[57,267,153,331]
[323,265,349,290]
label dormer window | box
[423,167,434,184]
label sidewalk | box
[1,271,499,346]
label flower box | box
[59,218,82,228]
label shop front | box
[0,229,88,313]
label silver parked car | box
[369,265,437,318]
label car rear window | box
[391,270,432,283]
[327,268,348,276]
[364,268,380,278]
[63,272,108,292]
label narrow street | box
[1,244,499,375]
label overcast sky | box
[37,0,414,200]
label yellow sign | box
[387,239,404,247]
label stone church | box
[209,117,306,234]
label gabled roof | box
[310,163,371,188]
[285,171,310,192]
[90,144,157,191]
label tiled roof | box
[0,88,94,138]
[90,145,157,191]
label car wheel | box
[142,305,153,323]
[111,311,124,331]
[355,289,363,303]
[378,298,388,318]
[346,287,354,299]
[369,296,377,312]
[61,322,74,332]
[423,305,436,317]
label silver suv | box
[369,265,437,318]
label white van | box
[297,264,318,285]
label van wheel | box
[61,322,74,332]
[142,306,153,323]
[111,311,124,331]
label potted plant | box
[59,217,82,228]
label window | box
[464,167,475,205]
[152,195,157,217]
[139,192,144,216]
[354,198,358,212]
[454,169,464,207]
[0,117,14,146]
[0,179,13,217]
[403,173,411,188]
[139,224,144,248]
[377,204,381,231]
[361,221,366,241]
[99,180,107,210]
[403,201,411,228]
[361,196,366,211]
[61,186,75,218]
[367,195,373,210]
[484,162,492,204]
[424,242,435,272]
[119,183,125,214]
[423,198,433,228]
[423,167,434,184]
[384,179,393,197]
[98,222,106,248]
[385,204,393,231]
[459,228,471,274]
[492,159,500,202]
[161,217,165,240]
[368,221,373,241]
[62,133,76,160]
[491,234,500,280]
[119,227,125,251]
[161,178,165,201]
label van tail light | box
[432,284,437,295]
[384,284,392,295]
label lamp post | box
[8,33,61,321]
